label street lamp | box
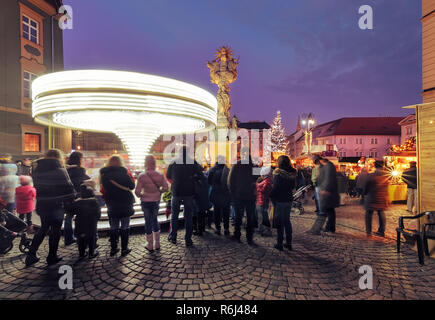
[303,116,315,155]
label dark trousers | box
[214,203,230,231]
[19,212,32,226]
[170,195,193,241]
[365,210,386,234]
[233,199,256,240]
[324,207,336,232]
[256,204,271,227]
[29,207,64,258]
[77,234,96,256]
[274,202,292,246]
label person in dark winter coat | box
[166,146,203,246]
[363,161,388,237]
[73,184,101,259]
[100,155,135,257]
[208,157,231,236]
[228,147,258,244]
[64,151,91,246]
[192,170,211,236]
[25,149,76,267]
[270,156,296,251]
[402,161,417,213]
[308,157,339,235]
[256,166,273,237]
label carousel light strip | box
[32,70,217,112]
[32,70,217,167]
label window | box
[22,15,39,44]
[356,152,363,157]
[339,151,346,157]
[339,138,346,144]
[387,138,391,145]
[370,151,378,158]
[371,138,378,144]
[23,71,37,99]
[356,138,363,144]
[24,133,41,152]
[406,126,412,135]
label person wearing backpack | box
[135,155,168,251]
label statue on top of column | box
[207,46,239,128]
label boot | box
[153,231,160,250]
[109,229,120,256]
[47,231,62,265]
[88,236,99,259]
[77,237,87,260]
[145,233,154,252]
[120,229,131,256]
[192,216,199,235]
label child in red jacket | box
[256,167,273,237]
[15,175,36,233]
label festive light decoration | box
[268,110,289,153]
[32,70,217,167]
[390,136,416,153]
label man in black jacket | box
[25,149,76,266]
[166,146,203,246]
[402,161,417,213]
[228,148,258,244]
[308,157,339,235]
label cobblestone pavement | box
[0,199,434,300]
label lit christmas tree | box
[269,110,289,153]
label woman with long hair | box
[135,155,168,251]
[100,155,135,256]
[25,149,76,266]
[269,155,296,251]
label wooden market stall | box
[407,102,435,256]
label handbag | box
[110,179,135,204]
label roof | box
[238,121,270,130]
[294,117,403,143]
[398,114,416,126]
[44,0,63,9]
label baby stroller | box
[0,204,32,255]
[292,184,312,214]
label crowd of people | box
[0,146,414,268]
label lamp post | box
[302,117,315,155]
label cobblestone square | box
[1,200,434,300]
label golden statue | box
[207,46,239,128]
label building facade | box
[0,0,68,160]
[422,0,435,103]
[288,117,404,160]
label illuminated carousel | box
[32,70,218,230]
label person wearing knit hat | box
[73,184,101,259]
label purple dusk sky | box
[62,0,422,133]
